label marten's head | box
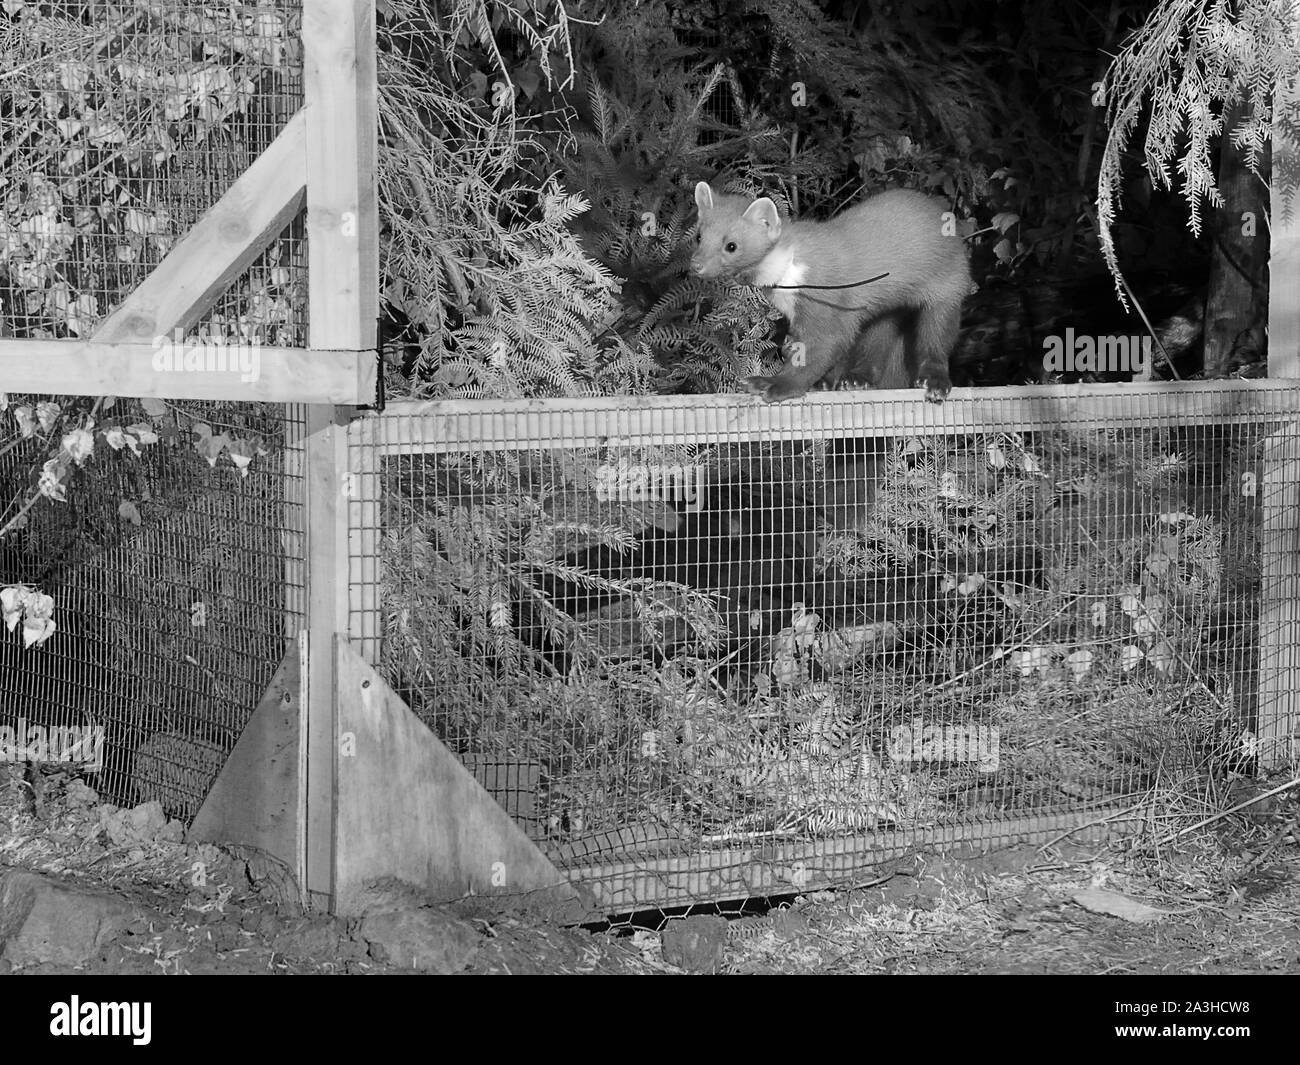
[690,182,783,281]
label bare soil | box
[2,764,1296,975]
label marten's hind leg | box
[840,313,910,390]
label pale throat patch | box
[752,247,803,318]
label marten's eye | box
[694,231,701,244]
[725,241,737,253]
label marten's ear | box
[694,181,714,212]
[742,197,781,236]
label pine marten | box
[690,182,970,403]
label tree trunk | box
[1204,101,1270,377]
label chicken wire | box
[0,1,309,818]
[0,398,304,819]
[360,385,1300,911]
[0,0,304,341]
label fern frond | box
[1097,0,1300,304]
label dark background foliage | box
[376,0,1266,397]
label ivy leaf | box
[194,431,229,468]
[225,436,260,476]
[1066,649,1094,680]
[515,65,541,100]
[23,611,56,649]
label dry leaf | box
[1072,888,1171,924]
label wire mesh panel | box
[0,398,303,819]
[0,0,303,339]
[360,384,1300,913]
[1,3,309,816]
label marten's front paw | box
[918,377,951,404]
[741,375,808,403]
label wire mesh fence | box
[1,2,308,817]
[362,385,1300,911]
[0,0,303,340]
[2,1,1296,918]
[0,397,303,819]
